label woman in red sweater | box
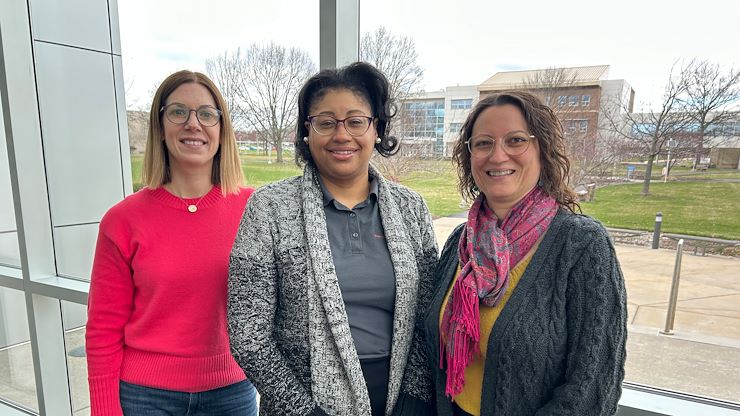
[85,70,256,415]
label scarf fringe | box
[442,278,480,398]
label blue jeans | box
[120,379,258,416]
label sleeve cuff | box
[88,375,123,416]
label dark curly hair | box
[294,61,399,167]
[452,91,580,212]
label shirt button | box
[350,212,356,217]
[352,232,359,238]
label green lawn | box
[130,155,740,239]
[581,182,740,240]
[131,154,465,217]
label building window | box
[565,120,576,133]
[569,96,578,106]
[449,122,463,133]
[450,99,472,109]
[579,120,588,132]
[402,99,446,139]
[582,95,591,106]
[558,95,567,106]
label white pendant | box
[188,204,197,213]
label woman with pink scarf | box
[424,91,627,416]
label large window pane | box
[118,1,319,190]
[62,301,89,416]
[361,0,740,406]
[0,287,37,412]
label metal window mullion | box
[319,0,359,69]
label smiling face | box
[306,88,377,189]
[470,104,541,217]
[162,82,221,176]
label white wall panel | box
[109,0,122,55]
[29,0,111,52]
[0,102,17,233]
[0,68,20,269]
[35,42,124,226]
[53,224,98,281]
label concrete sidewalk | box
[433,216,740,403]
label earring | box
[538,175,544,187]
[303,137,308,143]
[375,137,382,144]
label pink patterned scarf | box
[439,186,558,399]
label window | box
[581,95,591,106]
[558,95,567,106]
[449,122,463,133]
[565,120,576,133]
[569,95,578,106]
[450,99,472,109]
[402,99,446,139]
[579,120,588,132]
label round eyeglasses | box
[466,132,534,158]
[160,103,222,127]
[308,115,374,137]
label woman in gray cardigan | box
[228,62,438,416]
[424,91,627,416]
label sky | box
[118,0,740,112]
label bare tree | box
[360,26,424,105]
[522,67,579,112]
[361,27,431,180]
[206,43,316,163]
[603,65,692,195]
[205,50,248,130]
[680,59,740,167]
[518,67,623,187]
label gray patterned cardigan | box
[228,165,438,416]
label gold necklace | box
[172,187,211,213]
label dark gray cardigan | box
[424,210,627,416]
[228,165,438,416]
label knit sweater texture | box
[228,165,438,416]
[424,210,627,416]
[85,185,253,416]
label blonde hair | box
[142,70,244,194]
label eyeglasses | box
[466,132,534,158]
[160,103,222,127]
[307,115,374,137]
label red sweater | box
[85,185,253,415]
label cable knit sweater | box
[86,185,253,416]
[228,165,438,416]
[424,210,627,416]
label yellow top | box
[439,249,536,415]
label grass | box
[241,154,301,187]
[401,163,462,217]
[130,155,740,239]
[581,182,740,240]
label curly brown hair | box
[452,91,580,212]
